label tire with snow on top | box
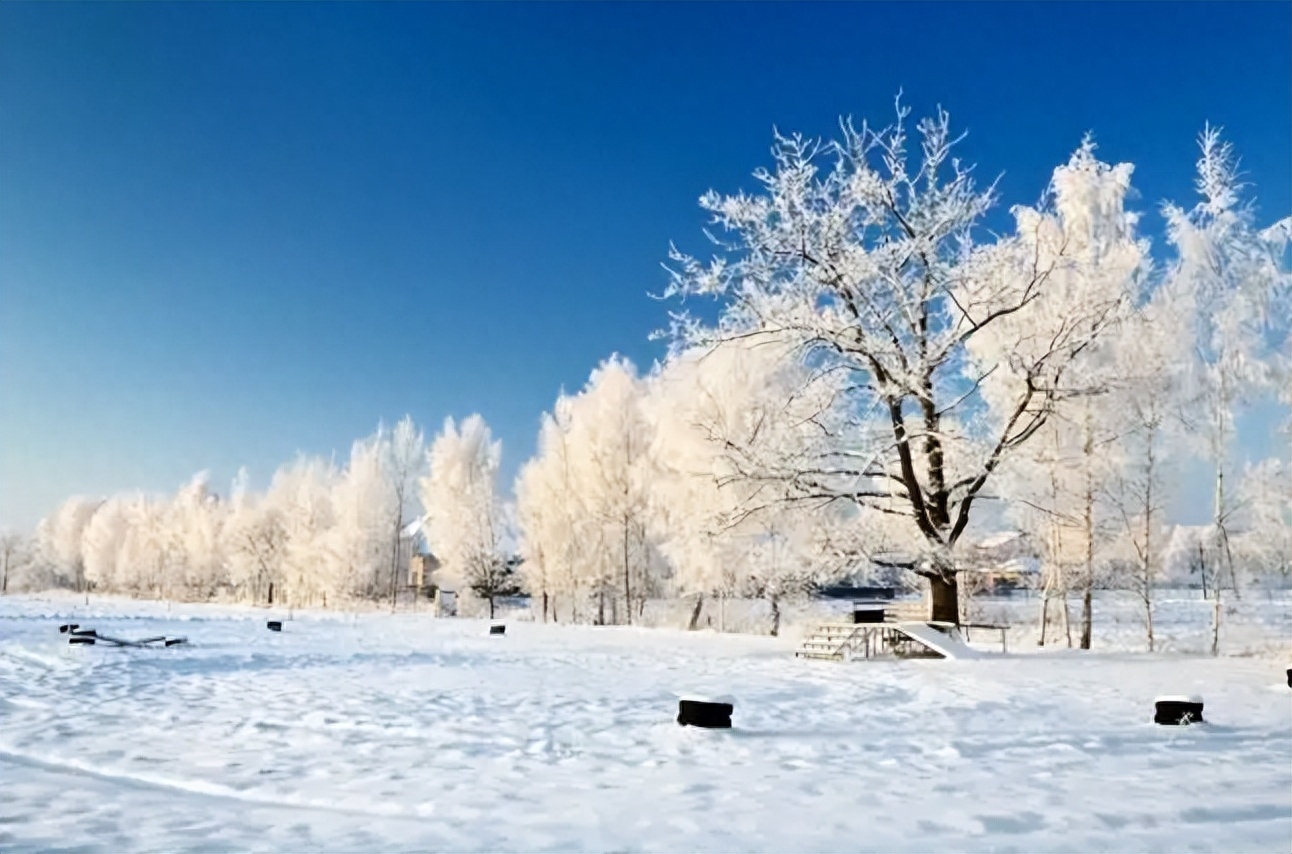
[267,621,282,632]
[677,698,733,729]
[69,636,96,646]
[489,625,506,636]
[1155,695,1204,725]
[59,623,79,634]
[1286,668,1291,689]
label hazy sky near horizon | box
[2,1,1289,532]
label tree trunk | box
[1143,431,1156,652]
[389,515,402,612]
[928,572,959,624]
[268,582,274,606]
[1145,594,1155,652]
[769,593,781,637]
[542,591,549,624]
[1079,585,1092,650]
[1038,591,1049,645]
[1061,585,1073,648]
[622,522,632,626]
[1197,541,1209,599]
[1218,525,1241,599]
[488,596,496,619]
[687,594,704,631]
[1080,415,1094,650]
[1210,584,1221,656]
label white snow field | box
[2,594,1289,853]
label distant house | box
[962,531,1040,591]
[399,518,439,591]
[409,553,440,590]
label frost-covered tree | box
[224,469,287,604]
[168,472,226,599]
[0,531,29,594]
[564,357,656,624]
[82,495,132,593]
[271,456,339,607]
[421,415,509,617]
[1163,126,1292,598]
[645,338,853,632]
[516,396,594,622]
[383,416,426,606]
[665,103,1136,623]
[518,360,661,625]
[1233,458,1292,585]
[35,496,102,591]
[330,434,398,600]
[1102,278,1193,651]
[115,493,175,597]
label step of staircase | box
[794,650,844,661]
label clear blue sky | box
[2,1,1289,531]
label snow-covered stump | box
[267,621,282,632]
[1155,695,1204,725]
[489,624,506,636]
[677,696,733,729]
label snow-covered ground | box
[2,592,1289,853]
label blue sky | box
[2,1,1289,531]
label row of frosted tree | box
[8,103,1290,644]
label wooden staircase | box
[794,600,1010,661]
[794,622,882,661]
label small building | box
[963,531,1040,591]
[409,553,440,590]
[399,518,439,591]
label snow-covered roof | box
[976,531,1022,549]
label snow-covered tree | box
[1101,277,1194,650]
[271,456,339,607]
[563,357,656,624]
[115,493,175,597]
[35,496,102,590]
[224,469,287,604]
[645,338,854,632]
[517,359,663,626]
[421,415,509,617]
[1163,126,1292,597]
[1233,458,1292,585]
[168,472,226,599]
[383,416,426,606]
[329,434,399,600]
[516,396,595,623]
[664,102,1137,624]
[82,495,132,593]
[0,531,29,594]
